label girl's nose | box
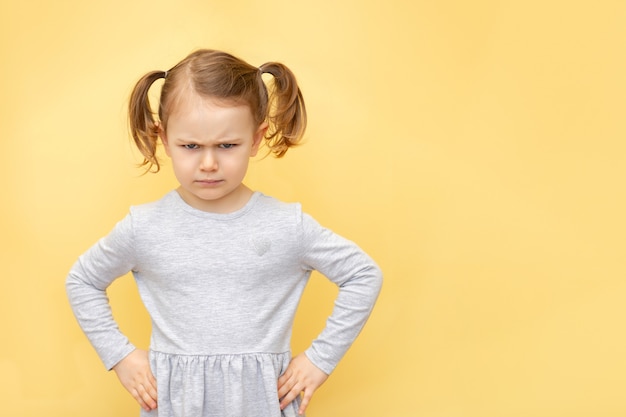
[200,150,218,171]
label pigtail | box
[259,62,307,157]
[128,70,167,172]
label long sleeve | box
[299,213,383,375]
[66,214,137,370]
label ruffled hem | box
[140,350,302,417]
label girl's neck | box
[175,184,255,214]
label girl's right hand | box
[112,349,158,411]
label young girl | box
[66,49,382,417]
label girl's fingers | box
[113,350,157,411]
[279,385,301,410]
[134,383,158,410]
[131,388,148,411]
[147,374,158,399]
[277,370,294,399]
[298,389,310,415]
[278,354,327,412]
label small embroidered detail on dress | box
[251,238,271,256]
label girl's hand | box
[112,349,158,412]
[277,352,329,415]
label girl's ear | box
[250,122,268,157]
[157,122,172,157]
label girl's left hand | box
[277,353,329,415]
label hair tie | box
[163,70,168,79]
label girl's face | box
[160,94,267,213]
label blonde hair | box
[128,49,307,172]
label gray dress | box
[66,191,382,417]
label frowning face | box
[160,94,267,213]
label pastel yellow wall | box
[1,0,625,416]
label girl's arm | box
[65,214,137,370]
[67,213,158,410]
[279,211,383,414]
[299,212,383,375]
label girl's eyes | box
[181,143,236,150]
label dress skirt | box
[140,350,303,417]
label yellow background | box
[1,0,625,416]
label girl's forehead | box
[168,88,251,116]
[166,93,257,136]
[170,96,252,120]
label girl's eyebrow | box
[173,137,201,143]
[215,137,242,143]
[173,136,243,144]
